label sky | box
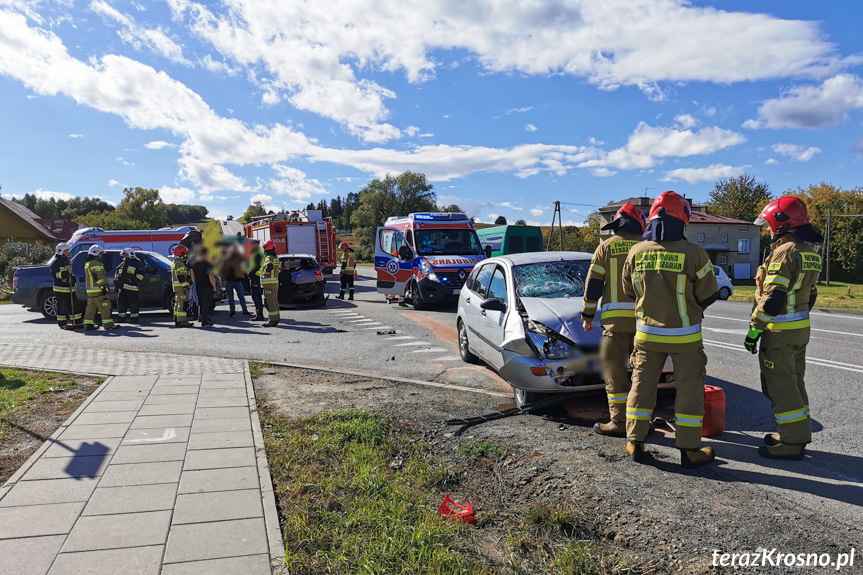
[1,1,862,226]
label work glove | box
[744,328,762,354]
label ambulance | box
[375,212,489,309]
[64,226,196,258]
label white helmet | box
[87,245,104,256]
[121,248,136,258]
[55,243,70,255]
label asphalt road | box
[2,274,863,539]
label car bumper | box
[417,277,463,302]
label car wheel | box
[39,291,58,320]
[718,286,731,300]
[167,292,177,311]
[408,280,427,310]
[513,387,547,408]
[457,319,479,364]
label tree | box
[708,175,773,223]
[515,219,527,226]
[439,204,463,213]
[494,215,508,225]
[114,187,171,228]
[240,201,267,223]
[166,204,209,224]
[13,193,113,219]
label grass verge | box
[257,400,643,574]
[729,281,863,309]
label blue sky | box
[1,0,862,226]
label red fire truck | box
[244,210,337,274]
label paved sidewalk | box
[0,360,283,574]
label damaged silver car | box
[456,252,674,407]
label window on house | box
[739,227,748,233]
[697,233,705,243]
[719,255,728,265]
[738,238,750,254]
[721,233,728,243]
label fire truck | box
[244,210,338,274]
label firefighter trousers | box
[264,288,280,323]
[627,347,707,449]
[339,274,355,297]
[600,327,635,421]
[54,288,72,327]
[174,288,190,325]
[118,289,139,320]
[84,294,113,327]
[759,332,811,444]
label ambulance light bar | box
[409,212,468,221]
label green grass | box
[458,440,505,461]
[0,368,86,440]
[257,403,642,574]
[729,280,863,309]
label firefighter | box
[115,248,143,323]
[336,242,357,300]
[171,245,193,327]
[248,239,265,321]
[746,196,822,460]
[583,203,646,436]
[259,240,281,327]
[50,243,81,329]
[83,245,118,331]
[621,191,719,468]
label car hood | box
[519,296,600,346]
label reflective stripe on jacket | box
[85,259,107,297]
[116,257,144,291]
[340,250,356,276]
[172,258,190,289]
[583,230,641,331]
[51,255,73,292]
[260,255,280,286]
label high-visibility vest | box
[340,250,356,276]
[85,258,107,297]
[172,258,190,289]
[260,254,280,286]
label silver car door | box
[477,265,509,370]
[465,263,495,360]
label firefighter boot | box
[680,447,715,469]
[85,325,99,331]
[757,442,805,460]
[336,294,344,300]
[264,321,279,327]
[763,433,781,446]
[594,421,626,437]
[348,293,354,300]
[626,441,645,464]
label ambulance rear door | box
[375,227,413,296]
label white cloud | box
[90,0,191,66]
[27,188,74,201]
[506,106,533,115]
[145,140,176,149]
[200,54,240,76]
[624,122,745,158]
[591,167,617,177]
[530,208,544,217]
[771,143,821,162]
[764,158,779,165]
[588,137,604,146]
[661,164,745,184]
[853,137,863,154]
[524,123,538,132]
[68,133,83,138]
[674,114,697,129]
[159,185,196,203]
[745,74,863,129]
[269,165,326,200]
[116,156,134,166]
[107,179,121,187]
[250,193,278,212]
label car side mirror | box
[485,245,493,258]
[398,245,413,261]
[480,298,507,313]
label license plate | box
[452,289,460,295]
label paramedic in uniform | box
[582,203,646,437]
[745,196,822,460]
[621,191,719,469]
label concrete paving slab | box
[198,387,248,398]
[48,545,163,575]
[0,535,66,575]
[172,489,263,524]
[122,426,191,445]
[101,382,156,393]
[83,400,144,413]
[178,466,259,494]
[83,483,178,516]
[111,443,187,464]
[20,455,110,481]
[149,385,201,396]
[193,407,250,420]
[0,478,98,507]
[58,423,130,440]
[138,404,196,416]
[195,396,248,408]
[182,447,256,470]
[190,418,250,433]
[204,374,247,382]
[61,510,171,552]
[143,393,198,405]
[163,518,267,563]
[90,390,147,402]
[70,410,138,425]
[187,430,253,451]
[154,376,202,386]
[0,501,84,539]
[129,414,194,429]
[160,554,270,575]
[42,438,121,458]
[99,461,184,487]
[199,379,245,389]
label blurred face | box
[63,249,69,257]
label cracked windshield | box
[514,260,589,299]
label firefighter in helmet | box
[746,196,822,460]
[336,241,357,300]
[621,191,719,468]
[259,240,281,327]
[51,243,81,329]
[115,248,143,323]
[583,203,646,436]
[171,245,193,327]
[83,245,118,331]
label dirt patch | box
[254,365,855,574]
[0,370,103,484]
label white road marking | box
[360,325,392,330]
[327,310,358,314]
[347,319,376,323]
[127,428,177,443]
[428,355,462,361]
[706,314,863,337]
[410,348,448,353]
[394,341,428,347]
[811,310,863,321]
[702,327,744,335]
[384,336,416,341]
[703,339,863,373]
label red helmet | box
[262,240,276,252]
[755,196,810,235]
[173,245,188,257]
[340,241,349,250]
[648,191,691,225]
[613,203,647,233]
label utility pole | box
[546,201,563,251]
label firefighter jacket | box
[259,254,280,288]
[172,257,190,291]
[84,256,108,298]
[340,249,357,277]
[622,239,718,352]
[750,233,820,344]
[583,229,641,331]
[51,255,74,293]
[115,257,144,292]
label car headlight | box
[527,332,571,360]
[419,259,438,282]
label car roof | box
[278,253,316,259]
[491,251,593,267]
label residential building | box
[598,196,761,279]
[0,195,60,245]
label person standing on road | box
[191,246,217,327]
[745,196,822,460]
[83,245,118,331]
[51,243,80,330]
[248,239,265,321]
[221,244,251,317]
[583,203,646,437]
[336,242,357,300]
[259,240,281,327]
[621,191,718,468]
[171,245,193,327]
[115,248,143,324]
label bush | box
[1,242,54,283]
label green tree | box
[494,215,508,225]
[515,219,527,226]
[439,204,463,213]
[708,175,773,223]
[240,201,267,223]
[166,204,209,224]
[114,187,171,228]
